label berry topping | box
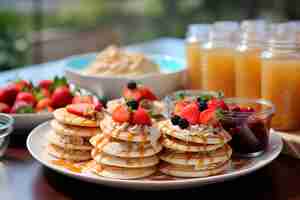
[174,100,189,115]
[207,99,228,110]
[132,107,151,125]
[197,100,207,111]
[123,88,143,101]
[171,115,181,125]
[126,100,139,110]
[66,103,96,118]
[127,81,137,90]
[179,102,200,125]
[178,118,189,129]
[139,87,157,101]
[198,108,216,124]
[112,105,131,123]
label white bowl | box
[64,53,186,99]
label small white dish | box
[64,53,186,99]
[12,113,53,131]
[27,121,282,190]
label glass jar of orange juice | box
[261,23,300,131]
[235,20,267,99]
[186,24,210,89]
[201,22,238,97]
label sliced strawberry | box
[179,102,200,125]
[51,86,73,108]
[132,107,151,125]
[36,98,52,112]
[0,102,10,113]
[123,88,143,101]
[38,80,53,89]
[112,105,131,123]
[72,95,93,104]
[66,103,96,118]
[174,100,189,115]
[199,108,216,124]
[16,92,36,106]
[139,87,157,101]
[207,99,228,110]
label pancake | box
[158,120,231,144]
[90,134,162,158]
[159,160,231,178]
[160,144,232,168]
[93,152,159,168]
[162,135,224,152]
[54,108,98,127]
[47,144,91,161]
[51,120,100,137]
[91,164,156,179]
[47,131,92,150]
[100,116,150,142]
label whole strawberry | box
[16,92,37,106]
[51,86,73,108]
[0,102,11,113]
[0,84,19,105]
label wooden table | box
[1,131,300,200]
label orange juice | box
[235,49,262,98]
[185,24,210,89]
[261,23,300,131]
[262,59,300,131]
[186,41,202,89]
[202,48,235,97]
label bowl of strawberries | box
[0,76,106,130]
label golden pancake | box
[160,144,232,168]
[54,108,98,127]
[51,120,100,137]
[161,134,224,152]
[47,131,92,150]
[47,144,91,161]
[159,160,231,178]
[158,120,231,144]
[93,152,159,168]
[91,164,156,179]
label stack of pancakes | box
[89,115,163,179]
[47,108,100,162]
[158,120,232,177]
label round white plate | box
[27,121,282,190]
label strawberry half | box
[66,103,96,118]
[174,100,189,115]
[112,105,131,123]
[139,87,157,101]
[123,88,143,101]
[207,99,228,110]
[179,102,200,125]
[132,107,151,125]
[198,108,216,124]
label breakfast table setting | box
[1,33,300,200]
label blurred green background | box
[1,0,300,71]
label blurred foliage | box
[0,10,31,71]
[0,0,300,71]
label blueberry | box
[127,81,137,89]
[126,100,139,110]
[171,115,181,125]
[197,100,207,111]
[178,118,189,129]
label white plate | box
[27,121,282,190]
[12,113,53,131]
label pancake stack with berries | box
[89,82,163,179]
[158,95,232,178]
[47,103,103,162]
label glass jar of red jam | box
[220,98,275,157]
